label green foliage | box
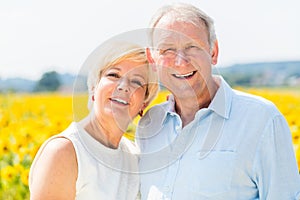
[34,71,61,92]
[214,61,300,87]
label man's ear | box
[211,40,219,65]
[146,47,157,71]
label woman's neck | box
[79,114,124,149]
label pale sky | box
[1,0,300,80]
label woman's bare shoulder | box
[29,137,77,200]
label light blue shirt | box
[136,76,300,200]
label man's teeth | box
[111,98,129,105]
[174,71,195,78]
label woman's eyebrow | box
[132,73,147,81]
[108,66,121,71]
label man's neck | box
[174,78,219,127]
[175,97,210,127]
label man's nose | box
[174,50,190,67]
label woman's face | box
[93,60,148,130]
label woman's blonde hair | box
[86,42,159,110]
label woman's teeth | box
[111,98,129,105]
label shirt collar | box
[159,95,178,125]
[208,75,232,119]
[162,75,232,121]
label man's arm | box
[253,115,300,199]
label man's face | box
[152,17,218,99]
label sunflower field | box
[0,88,299,199]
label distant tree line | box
[1,61,299,93]
[34,71,61,92]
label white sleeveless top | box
[30,122,140,200]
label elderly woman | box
[29,42,158,200]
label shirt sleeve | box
[253,114,300,200]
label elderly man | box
[136,3,300,200]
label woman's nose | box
[117,78,129,92]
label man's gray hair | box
[149,3,217,49]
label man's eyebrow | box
[158,41,175,46]
[156,43,176,51]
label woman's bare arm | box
[29,138,78,200]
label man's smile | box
[172,70,197,79]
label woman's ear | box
[211,40,219,65]
[142,102,149,110]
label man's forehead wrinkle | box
[152,29,205,50]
